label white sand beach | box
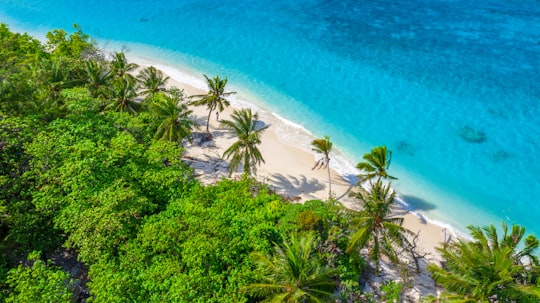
[129,54,451,262]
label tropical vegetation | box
[1,23,539,303]
[311,135,333,198]
[428,222,540,302]
[244,233,336,302]
[137,65,170,100]
[190,74,236,134]
[151,90,195,143]
[221,108,269,176]
[347,179,414,273]
[356,145,397,184]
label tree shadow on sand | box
[332,174,356,201]
[267,173,325,199]
[393,195,437,223]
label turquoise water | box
[1,0,539,235]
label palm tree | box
[109,51,138,80]
[347,179,413,273]
[428,222,540,302]
[311,136,333,198]
[28,56,74,120]
[356,145,397,184]
[243,233,336,302]
[106,77,138,114]
[34,56,75,101]
[221,108,268,176]
[190,75,236,134]
[137,66,169,100]
[152,92,195,143]
[84,59,111,98]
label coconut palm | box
[428,222,540,302]
[221,108,268,176]
[137,66,169,100]
[356,145,397,184]
[243,233,336,302]
[106,77,138,114]
[109,51,138,80]
[152,92,195,142]
[34,56,75,101]
[347,179,413,273]
[84,59,111,98]
[27,56,75,120]
[311,135,333,198]
[190,75,235,134]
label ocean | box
[1,0,539,236]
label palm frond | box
[189,74,236,133]
[221,108,268,175]
[245,234,336,302]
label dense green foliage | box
[244,233,337,302]
[5,251,72,303]
[88,177,287,302]
[428,222,540,302]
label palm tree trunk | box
[327,161,332,198]
[244,148,250,175]
[206,109,212,134]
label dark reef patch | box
[489,150,512,162]
[395,140,416,156]
[459,126,486,143]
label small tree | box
[347,180,413,274]
[84,59,111,98]
[190,75,235,134]
[356,145,397,184]
[244,233,336,302]
[5,251,73,303]
[311,135,333,198]
[221,108,268,176]
[106,77,139,114]
[137,66,169,100]
[109,51,138,81]
[152,92,195,143]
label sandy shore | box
[129,54,450,261]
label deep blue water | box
[1,0,539,235]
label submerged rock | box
[459,126,486,143]
[395,140,416,156]
[490,150,512,161]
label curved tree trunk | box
[206,109,212,134]
[244,147,250,175]
[327,158,332,198]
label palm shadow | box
[394,195,437,223]
[332,174,356,201]
[402,195,436,211]
[268,173,325,199]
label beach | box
[2,0,539,249]
[4,0,539,239]
[129,54,450,260]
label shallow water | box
[1,0,539,235]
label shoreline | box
[2,19,481,241]
[124,51,455,258]
[1,17,458,257]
